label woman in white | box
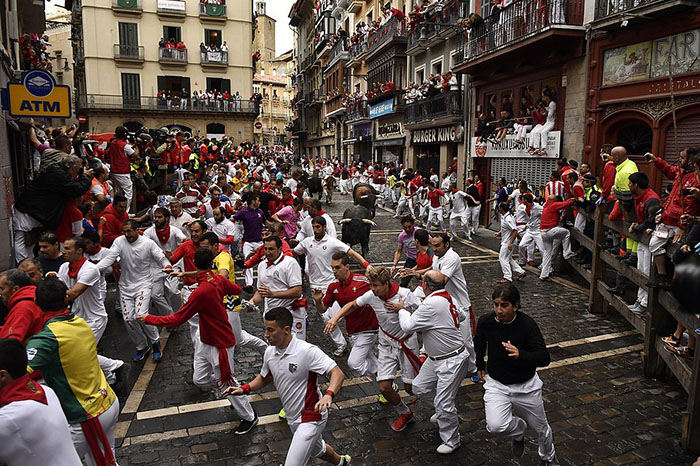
[529,90,556,156]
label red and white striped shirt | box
[545,180,566,200]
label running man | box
[224,307,351,466]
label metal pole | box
[668,55,683,214]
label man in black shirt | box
[474,282,559,466]
[465,178,482,237]
[37,232,65,275]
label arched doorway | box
[206,123,225,140]
[123,121,144,133]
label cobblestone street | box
[101,196,696,466]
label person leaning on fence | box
[644,148,700,290]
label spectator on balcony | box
[513,97,534,145]
[494,109,513,142]
[180,88,189,110]
[447,71,458,92]
[527,90,556,156]
[221,41,228,53]
[166,90,172,109]
[200,42,207,54]
[176,40,186,50]
[166,38,176,49]
[158,37,166,48]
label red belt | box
[291,298,307,310]
[380,327,423,374]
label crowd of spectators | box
[404,72,459,104]
[20,33,51,70]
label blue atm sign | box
[2,69,72,118]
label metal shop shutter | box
[490,158,558,195]
[662,114,700,187]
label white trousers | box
[540,227,571,279]
[573,212,587,232]
[395,195,414,217]
[193,342,255,422]
[519,230,544,264]
[120,287,160,351]
[418,200,429,221]
[427,207,445,231]
[83,316,124,385]
[449,212,469,238]
[111,173,133,213]
[377,335,419,384]
[285,418,328,466]
[499,243,524,281]
[636,243,651,307]
[227,310,268,354]
[413,350,471,448]
[150,273,175,317]
[70,398,120,466]
[11,207,42,262]
[513,123,532,140]
[347,331,378,377]
[530,122,554,150]
[468,205,481,234]
[484,374,555,462]
[243,241,262,286]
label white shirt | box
[430,174,439,185]
[205,217,237,252]
[432,248,471,309]
[58,260,107,323]
[257,253,303,312]
[294,234,350,289]
[546,101,556,125]
[509,188,522,205]
[260,336,336,425]
[285,178,298,192]
[143,225,186,253]
[514,203,530,227]
[96,236,170,294]
[526,202,543,232]
[441,176,452,191]
[297,213,337,241]
[450,190,468,215]
[398,289,466,357]
[356,286,420,345]
[85,246,112,301]
[170,211,194,238]
[0,385,82,466]
[500,212,518,246]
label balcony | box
[348,0,363,13]
[199,2,227,20]
[77,94,259,115]
[316,33,333,56]
[200,50,228,66]
[405,90,462,125]
[305,89,324,106]
[112,0,142,14]
[325,38,350,70]
[593,0,700,28]
[113,44,144,63]
[157,0,186,18]
[366,16,407,60]
[457,0,584,73]
[325,94,345,117]
[158,47,187,65]
[348,38,368,64]
[406,0,467,55]
[346,101,369,121]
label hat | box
[583,173,596,182]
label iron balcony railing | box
[200,50,228,65]
[199,2,226,17]
[113,44,144,60]
[158,47,187,63]
[594,0,676,19]
[349,38,368,60]
[405,90,462,124]
[366,16,406,57]
[407,0,467,51]
[78,94,258,114]
[328,38,350,64]
[346,101,369,121]
[465,0,583,62]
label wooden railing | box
[567,205,700,454]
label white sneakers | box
[429,413,438,424]
[436,443,460,454]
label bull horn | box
[360,194,369,199]
[361,219,377,227]
[338,218,351,225]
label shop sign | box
[377,122,403,139]
[411,125,464,144]
[469,131,561,159]
[369,98,394,119]
[158,0,186,10]
[2,69,71,118]
[651,29,700,77]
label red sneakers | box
[391,410,414,432]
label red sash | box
[80,416,116,466]
[379,327,423,374]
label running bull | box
[339,205,377,257]
[353,183,378,218]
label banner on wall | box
[470,132,561,158]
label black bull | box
[353,183,377,218]
[339,205,376,257]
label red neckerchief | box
[91,245,102,255]
[317,209,326,216]
[0,373,47,408]
[210,200,221,209]
[68,257,87,279]
[155,224,171,245]
[382,282,400,301]
[525,203,532,216]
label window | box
[415,65,425,85]
[206,77,230,93]
[481,0,492,19]
[617,124,653,156]
[204,29,222,47]
[121,73,140,106]
[157,75,191,95]
[366,10,373,24]
[449,49,458,70]
[163,26,181,43]
[118,22,138,46]
[431,58,443,76]
[253,84,261,93]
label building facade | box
[69,0,257,140]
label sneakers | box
[516,271,527,281]
[152,341,163,362]
[664,344,694,359]
[541,456,561,466]
[338,455,352,465]
[661,334,680,347]
[512,436,525,458]
[627,301,647,316]
[132,347,151,362]
[233,415,258,435]
[436,443,459,454]
[391,410,414,432]
[527,260,537,267]
[278,408,286,419]
[332,345,348,358]
[429,412,438,424]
